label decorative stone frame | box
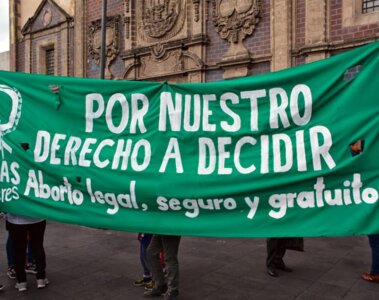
[88,15,120,79]
[36,38,58,75]
[122,0,206,82]
[343,0,379,27]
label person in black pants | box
[266,238,293,277]
[144,234,181,300]
[6,213,48,292]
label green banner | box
[1,42,379,237]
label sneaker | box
[7,267,16,279]
[15,282,27,292]
[134,277,152,287]
[37,278,49,289]
[163,288,179,300]
[143,285,167,298]
[144,281,154,291]
[25,263,37,274]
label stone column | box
[74,0,85,77]
[305,0,327,63]
[24,34,31,73]
[61,22,69,76]
[271,0,291,71]
[9,0,17,71]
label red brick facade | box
[11,0,379,81]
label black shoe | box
[143,285,167,298]
[267,266,278,277]
[134,277,153,287]
[276,264,293,272]
[163,288,179,300]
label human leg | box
[144,235,167,297]
[6,232,16,279]
[7,221,28,284]
[27,236,34,264]
[141,235,152,278]
[361,234,379,283]
[369,234,379,275]
[266,238,280,276]
[28,221,47,281]
[161,235,181,300]
[134,240,153,287]
[25,236,37,274]
[6,232,14,268]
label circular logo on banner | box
[0,84,22,135]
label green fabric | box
[0,42,378,237]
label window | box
[362,0,379,13]
[343,0,379,27]
[45,48,55,75]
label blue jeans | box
[369,234,379,274]
[140,244,151,277]
[139,234,152,277]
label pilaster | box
[271,0,291,71]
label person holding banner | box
[361,234,379,283]
[144,234,181,300]
[6,213,48,292]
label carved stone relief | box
[139,48,203,79]
[138,0,187,44]
[123,0,205,82]
[193,0,200,22]
[213,0,261,62]
[88,16,120,79]
[42,8,53,27]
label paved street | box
[0,219,378,299]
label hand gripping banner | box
[0,42,379,237]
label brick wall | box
[206,0,271,66]
[17,41,25,72]
[247,61,270,76]
[243,0,271,57]
[86,0,124,79]
[206,69,224,82]
[329,0,379,42]
[205,0,230,66]
[69,27,74,76]
[295,0,306,49]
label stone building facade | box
[9,0,379,83]
[0,51,10,70]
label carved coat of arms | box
[213,0,261,62]
[142,0,183,38]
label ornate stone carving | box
[193,0,200,22]
[151,43,166,59]
[42,8,52,27]
[125,0,130,13]
[141,50,182,77]
[124,16,130,39]
[139,0,186,42]
[135,48,204,79]
[213,0,261,62]
[88,16,120,78]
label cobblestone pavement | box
[0,220,378,299]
